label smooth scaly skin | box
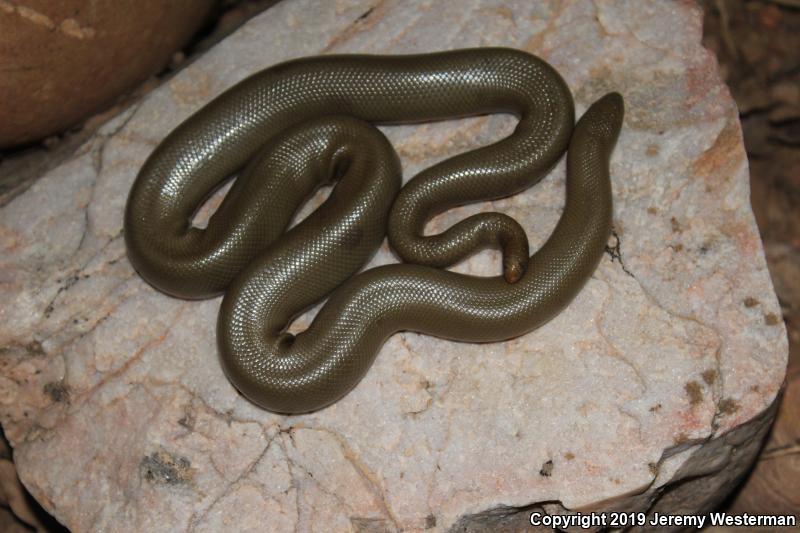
[124,48,623,413]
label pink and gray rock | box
[0,1,788,531]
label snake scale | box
[124,48,624,413]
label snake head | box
[576,92,625,149]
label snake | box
[124,48,624,413]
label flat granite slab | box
[0,1,788,531]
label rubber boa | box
[124,48,623,413]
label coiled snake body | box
[124,48,624,413]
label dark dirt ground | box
[0,0,798,530]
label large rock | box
[0,0,214,147]
[0,1,788,531]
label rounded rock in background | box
[0,0,215,148]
